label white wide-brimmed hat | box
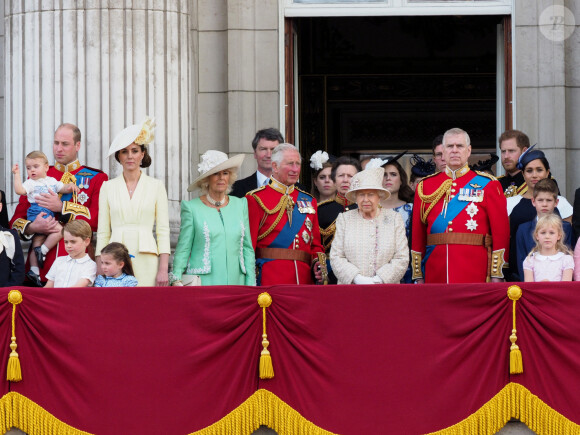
[188,150,245,192]
[345,167,391,203]
[108,117,156,157]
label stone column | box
[514,0,579,197]
[195,0,281,179]
[4,1,191,230]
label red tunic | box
[246,178,324,285]
[411,165,509,283]
[10,160,108,280]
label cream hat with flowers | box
[345,167,391,203]
[188,150,245,192]
[108,117,156,157]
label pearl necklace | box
[207,194,227,207]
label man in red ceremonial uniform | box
[411,128,509,283]
[246,143,324,285]
[10,123,108,285]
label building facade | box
[0,0,578,233]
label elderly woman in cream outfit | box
[330,167,409,284]
[96,117,170,286]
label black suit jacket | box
[0,227,25,287]
[0,190,8,229]
[231,172,259,198]
[573,187,580,247]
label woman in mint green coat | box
[171,151,256,286]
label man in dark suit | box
[230,128,284,198]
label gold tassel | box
[6,290,23,382]
[507,285,523,375]
[257,292,274,379]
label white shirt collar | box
[534,252,564,261]
[256,171,269,187]
[65,254,92,263]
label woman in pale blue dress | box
[171,151,256,286]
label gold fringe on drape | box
[428,383,580,435]
[0,392,93,435]
[190,389,336,435]
[1,384,579,434]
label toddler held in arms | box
[12,151,79,282]
[44,220,96,288]
[94,242,138,287]
[523,214,574,282]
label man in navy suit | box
[230,128,284,198]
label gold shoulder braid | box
[250,193,295,241]
[319,221,337,252]
[417,179,453,224]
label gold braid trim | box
[0,392,93,434]
[320,222,337,252]
[417,179,453,224]
[191,389,336,435]
[251,193,294,241]
[427,382,580,435]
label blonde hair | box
[25,151,49,164]
[527,214,572,258]
[62,220,93,241]
[198,168,239,196]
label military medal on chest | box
[297,200,315,214]
[465,202,479,231]
[458,186,484,203]
[77,191,89,205]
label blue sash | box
[423,175,491,267]
[256,190,311,285]
[61,167,100,202]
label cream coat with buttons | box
[330,208,409,284]
[96,173,170,286]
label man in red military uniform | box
[10,123,108,284]
[411,128,509,283]
[246,143,324,285]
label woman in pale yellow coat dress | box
[96,117,170,286]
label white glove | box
[372,275,383,284]
[353,274,375,285]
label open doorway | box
[286,15,511,183]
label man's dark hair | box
[432,135,443,154]
[330,156,362,182]
[498,129,530,151]
[251,128,284,151]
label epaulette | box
[475,171,497,181]
[317,198,334,207]
[418,171,440,183]
[497,174,506,179]
[246,185,267,196]
[295,187,314,198]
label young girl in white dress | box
[523,214,574,282]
